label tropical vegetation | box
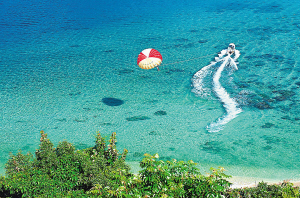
[0,131,299,197]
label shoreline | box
[228,176,300,189]
[126,161,300,189]
[1,162,299,189]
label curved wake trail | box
[192,62,216,97]
[206,56,242,132]
[192,53,242,132]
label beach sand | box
[126,161,300,189]
[228,176,300,189]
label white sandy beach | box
[228,176,300,189]
[126,161,300,189]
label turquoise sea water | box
[1,0,300,180]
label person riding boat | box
[227,43,235,55]
[216,43,240,62]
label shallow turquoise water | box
[1,0,300,180]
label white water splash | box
[191,62,215,97]
[192,51,242,132]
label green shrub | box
[0,131,130,197]
[281,181,300,198]
[137,153,231,197]
[2,131,298,197]
[225,181,300,198]
[92,153,232,197]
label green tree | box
[94,153,232,197]
[0,131,130,197]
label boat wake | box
[192,50,242,132]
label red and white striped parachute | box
[137,48,162,70]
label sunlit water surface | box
[1,0,300,180]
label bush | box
[92,153,232,197]
[0,131,130,197]
[136,154,231,197]
[1,131,299,197]
[225,181,300,198]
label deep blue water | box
[1,0,300,180]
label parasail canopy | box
[137,48,162,70]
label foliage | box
[90,153,232,197]
[1,131,299,197]
[0,131,129,197]
[5,150,34,176]
[138,153,231,197]
[225,181,300,198]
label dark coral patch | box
[295,82,300,86]
[118,69,134,74]
[149,131,158,135]
[262,135,283,144]
[281,116,291,120]
[74,117,88,122]
[70,45,81,48]
[261,123,274,128]
[253,101,273,109]
[154,110,167,116]
[263,145,272,150]
[104,49,114,53]
[69,92,81,96]
[277,90,295,97]
[198,39,208,43]
[175,38,189,42]
[272,90,295,102]
[169,147,175,151]
[126,116,150,121]
[200,141,228,153]
[236,82,250,88]
[56,118,67,122]
[102,97,124,106]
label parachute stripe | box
[137,53,147,65]
[137,48,162,70]
[149,49,162,60]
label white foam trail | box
[206,55,242,132]
[191,61,216,97]
[191,55,226,97]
